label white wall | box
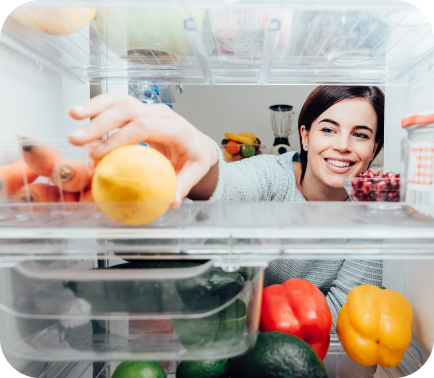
[0,47,64,142]
[173,85,318,153]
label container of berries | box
[344,168,401,202]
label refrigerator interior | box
[0,0,434,377]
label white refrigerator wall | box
[382,70,434,354]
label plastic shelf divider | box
[258,19,281,86]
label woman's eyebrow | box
[354,125,374,133]
[318,118,339,126]
[319,118,374,134]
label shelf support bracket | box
[258,19,281,86]
[184,18,215,85]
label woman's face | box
[301,98,379,189]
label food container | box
[344,177,401,202]
[221,144,266,162]
[213,8,294,60]
[401,112,434,207]
[0,258,263,361]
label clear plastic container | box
[401,113,434,210]
[0,257,263,361]
[344,177,401,202]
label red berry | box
[387,191,398,202]
[362,181,373,195]
[389,179,399,190]
[375,181,387,191]
[351,180,362,189]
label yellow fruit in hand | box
[92,145,176,226]
[10,7,97,35]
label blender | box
[269,105,294,155]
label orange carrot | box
[0,161,38,196]
[51,160,92,192]
[79,188,94,202]
[14,183,60,203]
[20,137,61,177]
[61,191,79,203]
[60,191,79,211]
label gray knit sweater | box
[208,145,383,332]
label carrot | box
[0,161,38,196]
[60,191,79,211]
[14,183,60,203]
[51,160,92,192]
[20,136,61,177]
[79,188,94,202]
[79,188,96,211]
[61,191,79,203]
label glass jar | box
[401,113,434,206]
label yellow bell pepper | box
[336,285,413,368]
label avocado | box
[176,359,229,378]
[229,332,328,378]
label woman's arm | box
[68,92,218,204]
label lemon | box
[92,145,176,226]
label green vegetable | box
[229,332,328,378]
[111,361,166,378]
[173,299,247,354]
[176,360,229,378]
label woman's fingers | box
[68,92,128,120]
[87,118,181,159]
[175,161,210,202]
[68,99,140,145]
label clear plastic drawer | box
[0,258,263,361]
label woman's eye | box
[321,128,335,134]
[354,132,369,139]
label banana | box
[238,132,258,143]
[224,132,256,145]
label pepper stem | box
[379,286,386,290]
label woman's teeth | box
[327,159,351,168]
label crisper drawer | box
[0,258,263,362]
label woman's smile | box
[324,157,356,174]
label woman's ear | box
[300,125,309,151]
[372,141,380,160]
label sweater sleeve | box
[326,259,383,333]
[208,138,295,202]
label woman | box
[68,85,384,330]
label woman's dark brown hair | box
[298,86,384,183]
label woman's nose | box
[333,135,352,152]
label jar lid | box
[402,112,434,128]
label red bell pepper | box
[260,278,332,360]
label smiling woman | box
[296,86,384,201]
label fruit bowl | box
[344,176,401,202]
[221,143,266,162]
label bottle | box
[138,84,161,105]
[401,112,434,209]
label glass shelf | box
[0,202,433,260]
[1,0,433,85]
[34,336,426,378]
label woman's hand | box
[68,92,218,204]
